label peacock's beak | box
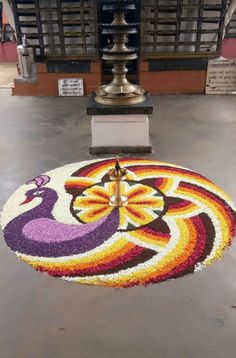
[20,197,33,205]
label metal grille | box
[140,0,227,57]
[10,0,229,59]
[225,5,236,37]
[11,0,98,58]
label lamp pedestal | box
[88,93,153,155]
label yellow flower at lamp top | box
[73,181,165,230]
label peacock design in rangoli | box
[3,175,119,258]
[1,158,236,288]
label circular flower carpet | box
[1,158,236,288]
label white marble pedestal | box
[90,114,152,154]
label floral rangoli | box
[1,158,235,288]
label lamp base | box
[109,195,128,207]
[95,84,145,106]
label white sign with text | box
[206,59,236,94]
[58,78,84,96]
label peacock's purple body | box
[3,185,119,258]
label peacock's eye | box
[33,190,45,196]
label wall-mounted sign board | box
[58,78,84,96]
[206,59,236,94]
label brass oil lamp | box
[95,0,145,105]
[108,157,128,207]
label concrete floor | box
[0,88,236,358]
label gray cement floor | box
[0,88,236,358]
